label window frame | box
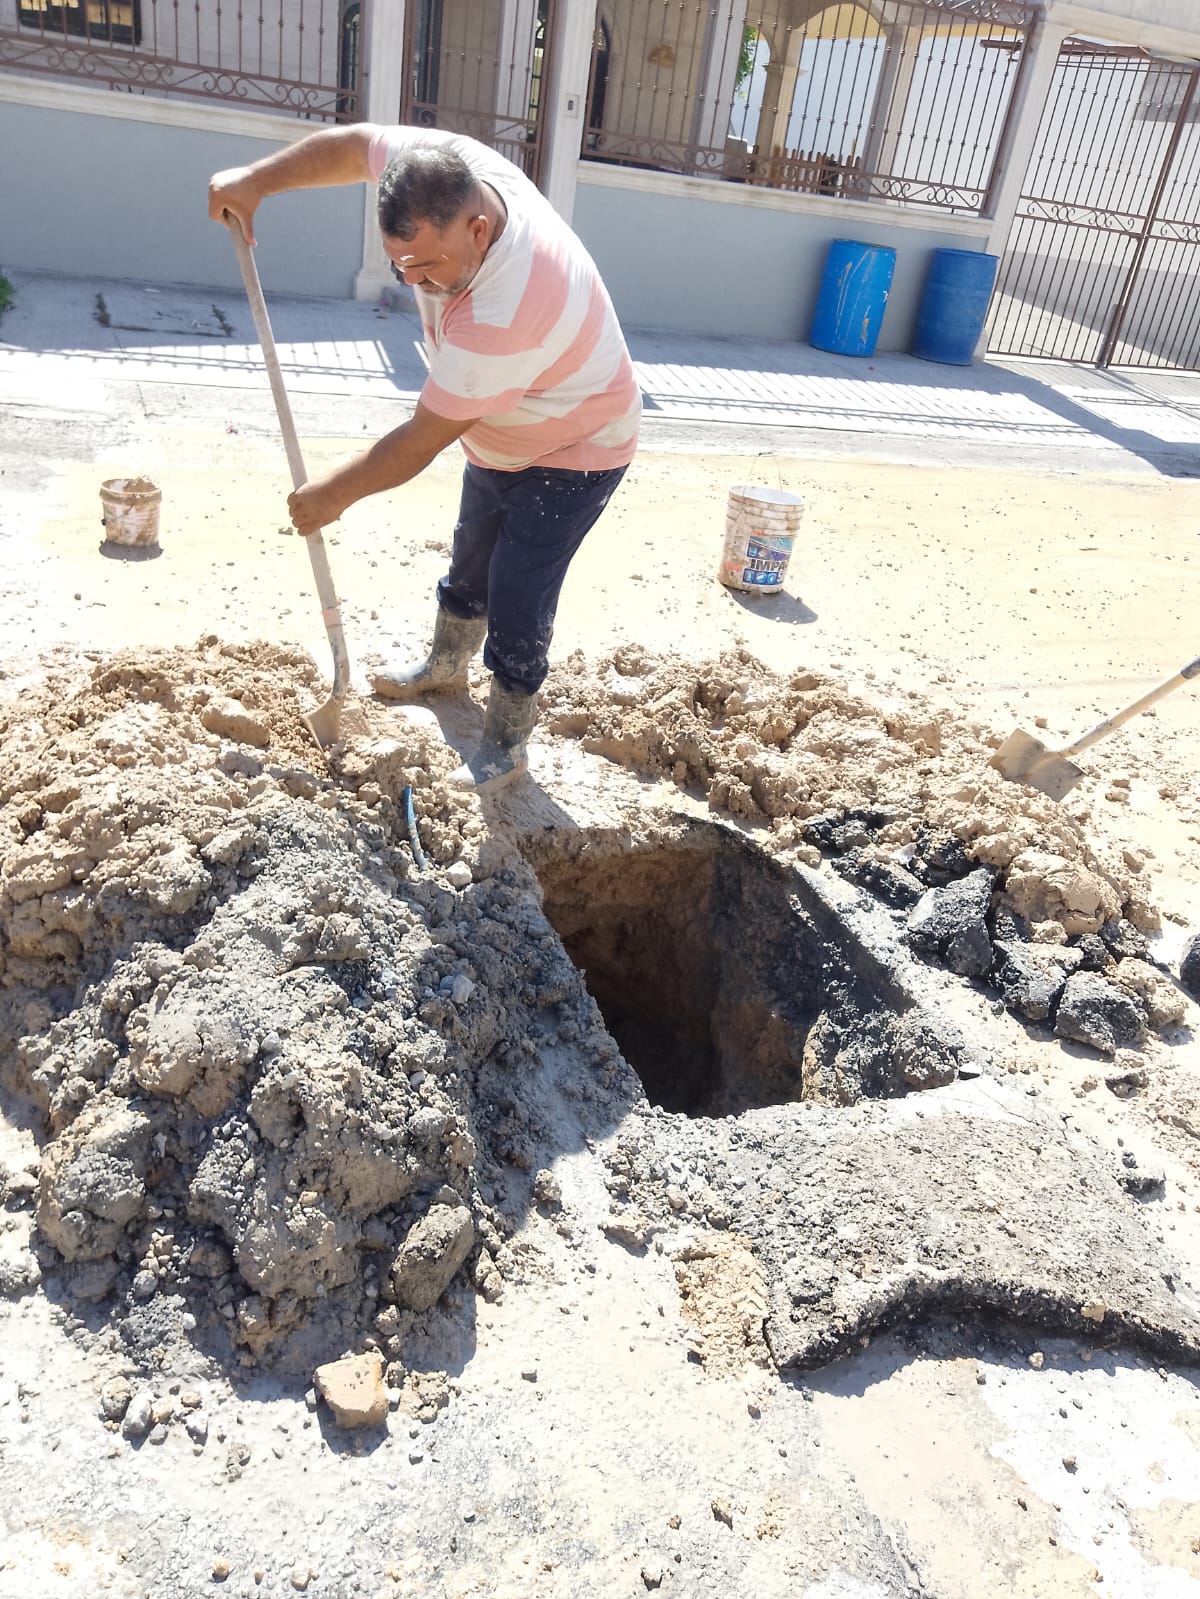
[17,1,142,49]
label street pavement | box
[3,267,1200,477]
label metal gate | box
[401,0,560,190]
[988,40,1200,370]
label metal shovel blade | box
[304,691,347,751]
[989,730,1083,802]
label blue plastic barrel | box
[810,239,897,357]
[911,248,1000,365]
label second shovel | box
[990,655,1200,801]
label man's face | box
[383,211,490,299]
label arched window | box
[587,16,612,135]
[337,1,360,121]
[729,28,769,145]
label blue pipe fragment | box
[402,784,426,873]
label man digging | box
[209,124,640,790]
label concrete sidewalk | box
[4,267,1200,476]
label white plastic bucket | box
[100,476,161,550]
[718,484,803,594]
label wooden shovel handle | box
[1064,655,1200,757]
[224,213,350,695]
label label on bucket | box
[719,496,798,594]
[741,536,792,586]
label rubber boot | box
[370,607,487,700]
[447,677,538,792]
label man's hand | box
[288,478,350,538]
[209,165,263,245]
[284,404,478,536]
[208,128,376,245]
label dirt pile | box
[542,646,1184,1055]
[0,637,1193,1381]
[0,640,624,1368]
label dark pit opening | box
[531,821,938,1118]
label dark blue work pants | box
[436,461,628,697]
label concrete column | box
[690,0,749,153]
[982,19,1071,260]
[765,30,805,155]
[541,0,597,222]
[495,0,540,130]
[753,60,786,154]
[355,0,409,302]
[859,23,923,186]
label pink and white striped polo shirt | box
[367,125,640,474]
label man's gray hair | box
[377,143,480,240]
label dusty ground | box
[1,395,1200,1599]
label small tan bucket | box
[718,485,804,594]
[100,476,161,551]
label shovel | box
[990,655,1200,800]
[225,214,350,749]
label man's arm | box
[287,403,480,536]
[208,125,377,244]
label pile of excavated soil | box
[542,646,1189,1056]
[542,643,1156,935]
[0,637,1194,1383]
[0,640,633,1371]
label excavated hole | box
[532,821,942,1118]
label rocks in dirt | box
[1117,1153,1166,1197]
[1055,972,1148,1057]
[199,696,271,748]
[890,1013,962,1091]
[184,1409,209,1445]
[1001,851,1121,938]
[67,1258,120,1302]
[601,1213,651,1251]
[799,1002,962,1105]
[542,647,1147,948]
[985,920,1176,1053]
[390,1202,475,1313]
[1072,932,1113,973]
[0,1160,38,1206]
[98,1375,132,1422]
[37,1098,151,1262]
[1180,934,1200,1001]
[673,1232,770,1375]
[803,810,889,855]
[1110,958,1187,1031]
[313,1351,388,1429]
[904,867,995,977]
[829,849,925,910]
[121,1388,155,1439]
[1099,918,1151,964]
[907,827,975,889]
[990,941,1080,1022]
[0,1256,40,1298]
[711,1498,734,1528]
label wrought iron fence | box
[0,0,362,121]
[402,0,559,188]
[584,0,1037,215]
[989,41,1200,370]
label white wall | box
[573,164,993,347]
[0,80,365,295]
[1051,0,1200,55]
